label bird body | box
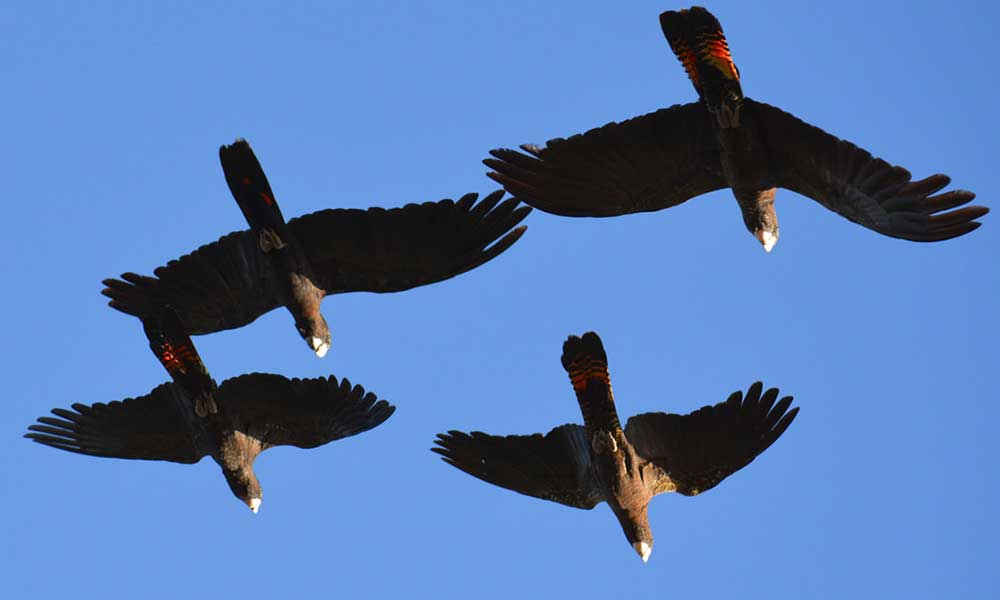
[25,311,395,512]
[562,333,655,559]
[484,6,987,252]
[103,139,530,358]
[434,331,798,562]
[219,140,331,356]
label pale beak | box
[309,337,330,358]
[249,498,261,514]
[754,229,778,253]
[633,541,652,563]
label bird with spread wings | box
[104,139,530,357]
[25,305,395,513]
[485,6,987,252]
[434,331,798,562]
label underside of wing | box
[289,191,530,294]
[217,373,395,449]
[625,381,798,497]
[25,382,204,464]
[101,230,285,335]
[484,102,726,217]
[748,99,988,241]
[432,424,603,510]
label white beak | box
[633,541,652,563]
[310,337,330,358]
[754,229,778,253]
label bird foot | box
[195,395,218,418]
[259,229,287,253]
[591,431,617,454]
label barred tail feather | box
[561,332,621,435]
[143,306,218,416]
[659,7,741,101]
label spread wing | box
[624,381,798,497]
[748,99,988,241]
[24,382,204,464]
[483,102,726,216]
[288,191,530,294]
[432,424,603,510]
[217,373,395,449]
[102,230,284,335]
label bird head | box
[296,314,332,358]
[224,467,263,514]
[736,189,779,253]
[614,505,654,563]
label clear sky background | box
[3,1,997,598]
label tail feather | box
[143,306,218,417]
[561,332,621,435]
[659,7,741,102]
[219,139,290,248]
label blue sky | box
[3,1,997,598]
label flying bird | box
[103,139,530,357]
[25,306,395,513]
[484,6,987,252]
[433,331,798,562]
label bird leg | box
[259,229,287,253]
[714,102,741,128]
[194,393,219,418]
[591,430,618,454]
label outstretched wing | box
[217,373,395,449]
[433,425,603,510]
[102,230,285,335]
[625,381,798,497]
[289,191,529,294]
[25,382,204,464]
[484,102,726,217]
[748,99,988,241]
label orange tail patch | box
[671,30,739,86]
[567,355,611,393]
[157,341,201,377]
[695,30,739,82]
[661,8,740,87]
[672,41,704,88]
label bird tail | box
[659,7,741,100]
[561,332,621,435]
[142,306,219,417]
[219,139,290,251]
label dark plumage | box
[120,295,219,417]
[484,6,987,252]
[25,309,395,512]
[433,331,798,562]
[103,139,531,357]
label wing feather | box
[289,191,530,294]
[101,230,283,334]
[217,373,395,450]
[25,383,204,464]
[748,99,988,241]
[625,381,798,497]
[484,102,726,217]
[432,425,603,510]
